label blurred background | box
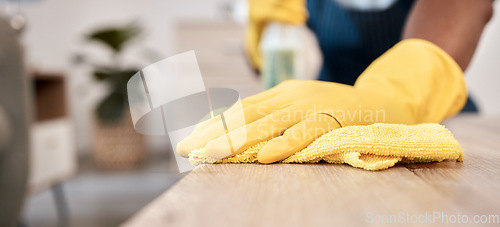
[0,0,499,226]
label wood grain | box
[403,114,500,217]
[122,115,500,227]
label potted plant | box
[78,23,146,169]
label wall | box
[465,1,500,114]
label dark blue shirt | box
[307,0,415,85]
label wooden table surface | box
[122,114,500,227]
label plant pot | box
[93,114,146,169]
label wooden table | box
[123,114,500,226]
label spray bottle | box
[259,22,307,89]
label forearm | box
[403,0,493,70]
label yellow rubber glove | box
[177,39,467,163]
[245,0,307,70]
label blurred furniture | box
[29,72,76,194]
[28,71,76,227]
[175,21,260,98]
[123,114,500,227]
[0,18,30,227]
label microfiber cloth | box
[188,123,463,170]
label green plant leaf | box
[93,68,138,82]
[93,70,114,81]
[87,23,141,53]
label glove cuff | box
[354,38,468,124]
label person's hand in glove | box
[245,0,307,70]
[177,39,467,163]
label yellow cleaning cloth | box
[188,123,463,171]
